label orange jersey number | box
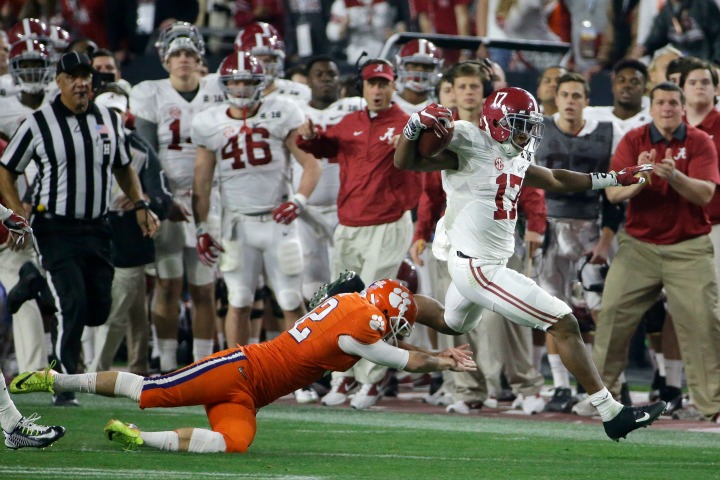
[288,297,339,343]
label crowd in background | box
[1,0,720,425]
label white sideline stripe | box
[0,468,322,480]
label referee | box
[0,52,158,406]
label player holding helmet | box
[190,51,321,349]
[131,22,226,373]
[10,279,476,453]
[394,87,667,442]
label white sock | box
[140,430,179,451]
[193,338,214,362]
[45,333,54,359]
[158,338,178,372]
[248,336,260,345]
[665,359,683,389]
[54,372,97,394]
[216,332,226,351]
[264,330,281,341]
[548,354,569,388]
[113,372,143,402]
[590,387,624,422]
[0,375,22,432]
[655,352,666,377]
[532,346,545,372]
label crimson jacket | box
[297,103,420,227]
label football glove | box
[196,224,224,266]
[272,193,307,225]
[0,208,32,245]
[616,164,654,185]
[403,103,454,141]
[590,164,653,189]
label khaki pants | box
[593,232,720,417]
[331,212,413,384]
[90,265,149,374]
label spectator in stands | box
[416,0,471,64]
[647,45,682,92]
[536,65,567,116]
[58,0,108,48]
[630,0,720,65]
[283,0,330,61]
[326,0,403,62]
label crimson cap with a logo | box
[56,51,94,76]
[362,62,395,82]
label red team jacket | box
[297,103,421,227]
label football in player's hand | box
[418,122,454,158]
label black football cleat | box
[604,401,666,441]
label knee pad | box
[275,289,303,311]
[188,429,227,453]
[155,252,184,280]
[224,275,254,308]
[276,238,303,276]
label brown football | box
[417,124,454,158]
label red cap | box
[362,62,394,82]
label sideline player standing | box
[394,87,667,441]
[191,52,321,347]
[131,22,225,372]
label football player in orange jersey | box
[10,278,476,454]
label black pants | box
[33,215,114,375]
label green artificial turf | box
[2,393,718,480]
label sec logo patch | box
[495,158,504,170]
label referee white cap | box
[94,92,128,114]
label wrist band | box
[590,172,618,190]
[134,199,150,211]
[293,193,308,209]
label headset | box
[354,52,396,96]
[576,253,609,293]
[445,58,496,97]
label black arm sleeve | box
[131,133,173,220]
[600,191,625,233]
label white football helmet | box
[155,21,205,69]
[395,39,443,93]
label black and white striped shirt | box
[0,96,131,219]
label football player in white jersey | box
[584,59,651,134]
[292,56,363,303]
[0,40,54,140]
[130,22,226,373]
[0,39,55,375]
[394,88,668,442]
[191,51,321,350]
[392,39,442,115]
[234,22,311,102]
